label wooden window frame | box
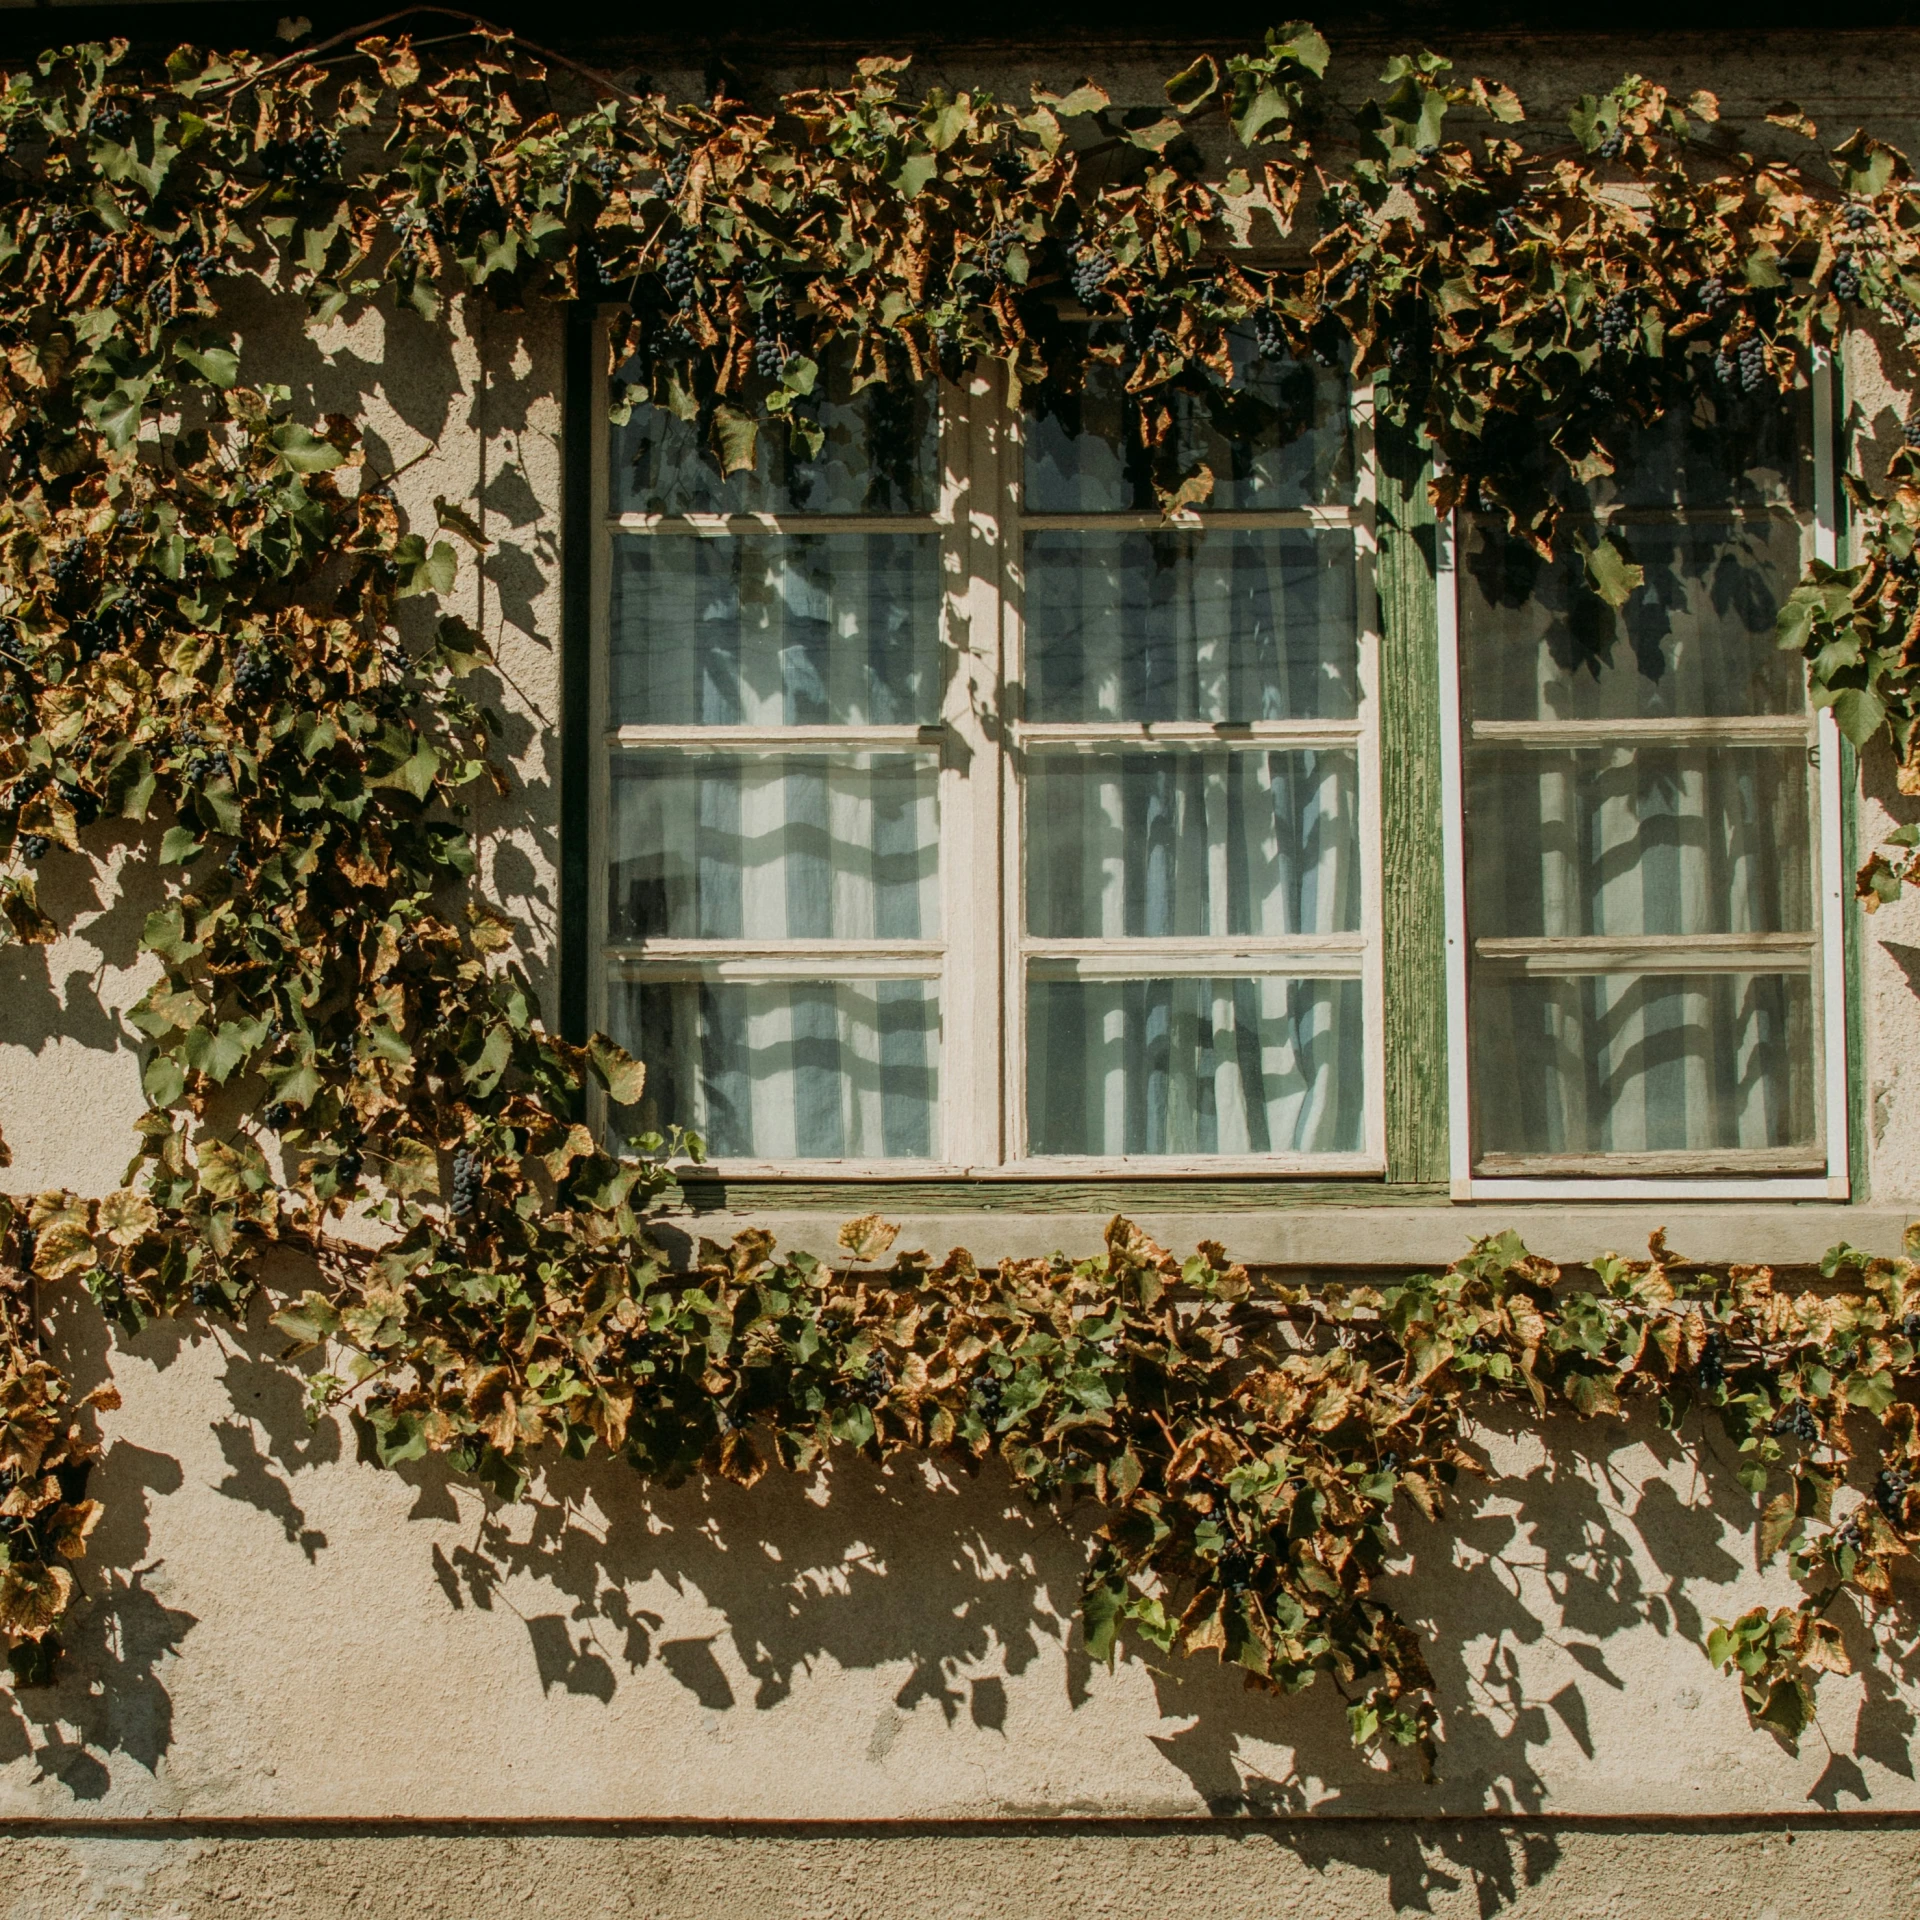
[572,313,1855,1202]
[1436,350,1851,1204]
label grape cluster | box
[1832,250,1861,303]
[970,1366,1003,1429]
[851,1354,890,1408]
[333,1148,363,1188]
[1252,305,1289,361]
[189,1280,225,1311]
[262,1103,293,1133]
[1770,1397,1821,1444]
[90,101,134,144]
[1216,1543,1255,1595]
[1835,1516,1866,1555]
[664,149,690,194]
[1598,294,1635,352]
[753,290,793,379]
[984,224,1018,280]
[1737,335,1770,394]
[663,234,697,303]
[1068,241,1114,307]
[1492,208,1524,252]
[1693,276,1728,316]
[1596,128,1626,160]
[991,151,1029,188]
[234,649,275,699]
[15,833,48,862]
[262,131,343,187]
[1846,202,1874,231]
[450,1147,479,1218]
[1876,1465,1912,1523]
[1696,1331,1727,1392]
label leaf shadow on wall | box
[0,1289,199,1802]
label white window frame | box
[1437,351,1850,1204]
[587,334,1388,1178]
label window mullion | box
[937,365,1007,1170]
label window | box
[585,326,1848,1196]
[1440,363,1849,1200]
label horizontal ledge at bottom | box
[1472,1150,1828,1178]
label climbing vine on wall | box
[1,12,1920,1766]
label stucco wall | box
[4,27,1920,1910]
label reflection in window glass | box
[1026,974,1363,1156]
[1026,749,1359,939]
[1024,529,1359,723]
[609,534,941,728]
[613,977,939,1160]
[1470,971,1815,1156]
[1025,330,1352,512]
[611,356,937,515]
[609,754,940,943]
[1465,745,1812,940]
[1460,518,1808,721]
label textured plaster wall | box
[4,34,1920,1901]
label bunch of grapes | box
[984,224,1018,280]
[450,1147,479,1218]
[1598,293,1636,352]
[1770,1397,1821,1445]
[970,1366,1004,1430]
[662,234,697,303]
[753,289,793,379]
[1252,304,1289,360]
[1737,335,1770,394]
[1068,240,1114,307]
[1596,128,1626,160]
[234,649,275,699]
[851,1353,891,1408]
[15,833,48,862]
[1846,202,1874,232]
[1696,1331,1727,1393]
[262,1103,293,1133]
[1876,1465,1913,1523]
[1832,249,1861,303]
[1693,275,1728,316]
[262,131,343,187]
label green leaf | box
[587,1034,646,1106]
[142,1054,186,1107]
[174,343,239,388]
[158,825,203,865]
[1165,55,1220,113]
[713,404,758,477]
[1578,532,1645,609]
[1829,685,1887,747]
[267,422,345,474]
[272,1290,342,1348]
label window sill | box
[645,1191,1916,1273]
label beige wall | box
[4,31,1920,1904]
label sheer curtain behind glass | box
[1459,389,1822,1164]
[1019,332,1370,1159]
[601,360,944,1162]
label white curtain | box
[1461,517,1819,1156]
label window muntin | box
[1452,382,1836,1181]
[1011,337,1381,1169]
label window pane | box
[1469,971,1816,1155]
[609,753,939,942]
[1465,744,1812,939]
[610,534,940,727]
[1025,332,1352,512]
[613,977,939,1160]
[611,361,937,515]
[1026,748,1360,938]
[1025,974,1363,1156]
[1460,517,1807,721]
[1023,528,1358,723]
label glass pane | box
[1023,528,1358,723]
[1461,517,1807,722]
[1562,384,1810,515]
[612,977,939,1160]
[1025,974,1363,1156]
[1025,329,1352,512]
[1026,748,1360,938]
[1469,970,1816,1156]
[611,359,937,515]
[609,753,939,943]
[610,534,940,728]
[1465,744,1813,939]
